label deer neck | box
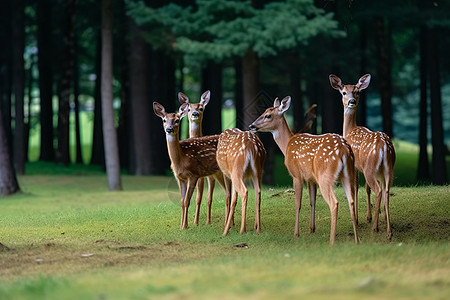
[272,116,294,156]
[343,107,358,138]
[189,121,202,138]
[165,133,184,165]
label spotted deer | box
[249,96,358,245]
[329,74,396,240]
[217,128,266,235]
[153,102,230,230]
[178,90,217,225]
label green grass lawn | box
[0,167,449,299]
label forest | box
[0,0,449,196]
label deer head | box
[153,102,188,138]
[178,90,210,122]
[329,74,371,114]
[249,96,291,134]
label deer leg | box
[365,182,372,223]
[308,181,317,233]
[383,177,392,240]
[223,185,238,236]
[354,172,359,225]
[342,176,359,244]
[318,182,338,246]
[178,181,187,230]
[293,178,303,238]
[182,179,198,230]
[222,176,232,227]
[366,175,382,233]
[253,172,262,233]
[194,178,205,225]
[206,177,215,225]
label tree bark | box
[375,17,393,137]
[242,49,260,129]
[128,23,152,175]
[0,104,20,196]
[288,51,304,133]
[428,28,447,185]
[11,0,26,174]
[417,26,430,181]
[91,31,105,166]
[56,0,76,165]
[101,0,122,190]
[37,0,55,161]
[201,61,223,135]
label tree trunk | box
[128,23,152,175]
[242,49,260,129]
[358,21,368,128]
[0,104,20,196]
[101,0,122,190]
[74,45,83,164]
[234,58,243,130]
[288,51,304,133]
[37,0,55,161]
[428,28,447,185]
[11,0,26,174]
[417,26,430,182]
[375,17,393,137]
[56,0,76,165]
[148,50,175,174]
[117,0,130,171]
[201,61,223,135]
[91,31,105,166]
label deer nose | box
[249,124,257,131]
[348,99,357,107]
[166,127,175,134]
[192,111,199,117]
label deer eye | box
[175,119,180,124]
[342,92,347,96]
[264,114,271,119]
[163,119,166,123]
[199,107,204,111]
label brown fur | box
[330,74,396,240]
[250,97,359,245]
[216,128,266,235]
[153,102,230,230]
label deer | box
[177,90,217,225]
[329,74,396,240]
[153,101,231,230]
[217,128,266,236]
[249,96,359,245]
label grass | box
[0,166,449,299]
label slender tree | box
[37,0,55,162]
[417,26,430,181]
[428,28,447,185]
[11,0,26,174]
[56,0,77,165]
[101,0,122,190]
[0,104,20,196]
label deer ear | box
[357,74,371,90]
[178,103,189,118]
[329,74,343,90]
[278,96,291,114]
[200,90,210,106]
[153,102,166,118]
[178,92,189,105]
[273,97,280,108]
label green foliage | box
[127,0,345,61]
